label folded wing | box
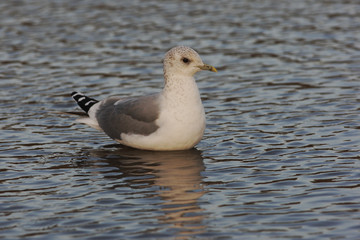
[95,94,161,140]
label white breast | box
[120,77,206,151]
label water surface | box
[1,0,360,239]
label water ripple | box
[1,0,360,239]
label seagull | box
[70,46,217,151]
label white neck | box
[162,75,202,107]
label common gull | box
[70,46,217,151]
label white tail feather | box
[76,117,102,131]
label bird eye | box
[182,58,190,63]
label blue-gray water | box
[1,0,360,239]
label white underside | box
[118,94,206,151]
[77,76,206,151]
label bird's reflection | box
[84,145,207,238]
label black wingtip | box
[70,91,99,113]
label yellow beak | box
[198,64,217,72]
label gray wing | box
[96,94,160,140]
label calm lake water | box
[1,0,360,239]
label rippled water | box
[1,0,360,239]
